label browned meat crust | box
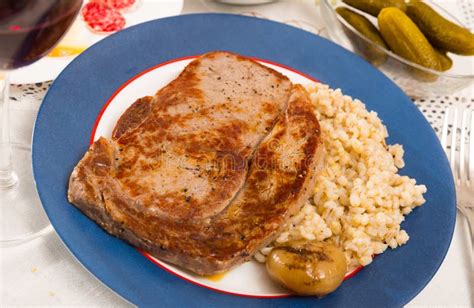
[68,52,323,275]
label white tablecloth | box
[1,0,473,306]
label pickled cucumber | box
[336,7,388,65]
[407,1,474,55]
[378,7,441,71]
[435,49,453,71]
[343,0,407,17]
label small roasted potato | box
[266,240,347,296]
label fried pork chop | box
[68,51,323,275]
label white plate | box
[92,57,358,297]
[10,0,183,85]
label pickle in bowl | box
[406,1,474,56]
[378,7,442,81]
[336,7,388,66]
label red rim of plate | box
[88,54,365,299]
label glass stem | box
[0,71,18,190]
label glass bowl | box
[320,0,474,98]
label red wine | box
[0,0,82,70]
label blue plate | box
[32,13,455,307]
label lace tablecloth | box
[2,0,473,306]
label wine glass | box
[0,0,83,243]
